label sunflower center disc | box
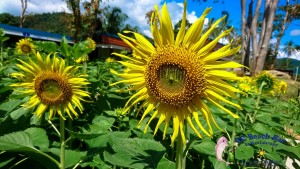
[35,72,72,105]
[21,44,31,53]
[158,64,186,95]
[146,46,207,107]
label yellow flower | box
[257,149,266,158]
[111,1,243,145]
[75,55,89,63]
[105,57,115,63]
[11,52,90,120]
[86,38,96,50]
[238,83,251,93]
[279,81,287,94]
[16,38,35,54]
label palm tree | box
[282,40,300,69]
[105,7,128,34]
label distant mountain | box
[0,12,71,36]
[276,58,300,73]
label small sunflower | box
[254,71,278,94]
[86,37,96,50]
[16,38,35,54]
[11,52,90,120]
[257,149,266,158]
[279,80,287,94]
[75,55,89,63]
[238,76,253,93]
[111,1,243,145]
[238,83,251,93]
[105,57,115,63]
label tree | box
[270,1,300,69]
[65,0,82,42]
[282,40,300,69]
[240,0,279,75]
[0,13,18,26]
[122,24,139,33]
[104,7,128,34]
[20,0,28,27]
[82,0,104,38]
[145,10,154,25]
[65,0,104,42]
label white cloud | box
[187,11,198,23]
[103,0,161,37]
[0,0,68,16]
[270,38,277,44]
[277,45,300,60]
[290,29,300,36]
[104,0,199,37]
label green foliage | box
[0,36,299,169]
[24,12,71,36]
[0,13,18,26]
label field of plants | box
[0,2,299,169]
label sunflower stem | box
[175,129,186,169]
[48,120,60,136]
[252,81,266,124]
[227,118,237,163]
[83,61,87,74]
[60,114,66,169]
[0,43,3,66]
[201,158,205,169]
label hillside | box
[276,58,300,72]
[0,12,71,36]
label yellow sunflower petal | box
[160,2,174,46]
[35,103,48,118]
[206,96,239,118]
[175,0,187,45]
[191,15,226,52]
[171,114,180,146]
[183,7,211,48]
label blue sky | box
[168,0,300,48]
[0,0,299,59]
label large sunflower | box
[16,38,35,54]
[111,1,243,145]
[11,52,90,120]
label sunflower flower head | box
[111,1,243,146]
[75,55,89,63]
[254,71,278,94]
[86,37,96,50]
[279,80,287,94]
[105,57,115,63]
[16,38,35,54]
[237,76,253,94]
[238,83,251,93]
[10,52,90,120]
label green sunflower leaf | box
[0,128,59,169]
[235,144,254,160]
[192,140,216,156]
[157,157,175,169]
[49,148,87,168]
[208,156,231,169]
[103,137,165,169]
[68,116,116,140]
[85,131,131,148]
[0,99,22,113]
